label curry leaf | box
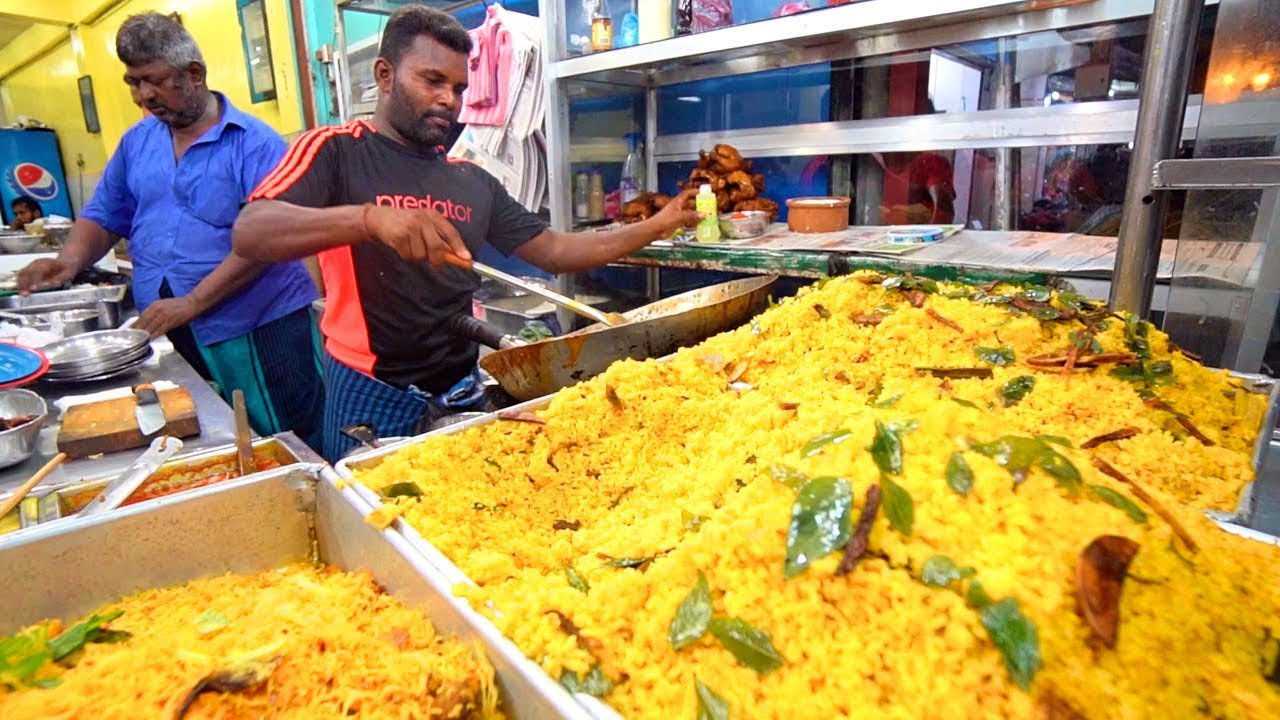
[880,476,914,537]
[868,421,905,476]
[682,509,708,532]
[801,429,853,458]
[381,482,422,499]
[946,452,974,495]
[0,627,52,689]
[920,555,975,587]
[980,598,1042,691]
[871,393,903,408]
[972,292,1014,305]
[193,610,229,636]
[607,557,652,569]
[966,579,993,609]
[784,477,853,579]
[886,418,920,434]
[708,617,785,674]
[1020,286,1052,302]
[975,346,1016,366]
[951,397,981,410]
[1088,485,1148,524]
[566,566,591,594]
[1122,314,1152,360]
[669,572,713,649]
[1038,435,1073,447]
[47,611,124,662]
[1035,449,1081,493]
[769,464,809,489]
[695,678,730,720]
[1147,360,1174,385]
[561,667,613,697]
[997,376,1036,407]
[972,436,1044,478]
[1030,307,1063,321]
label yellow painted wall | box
[0,40,108,192]
[0,0,303,202]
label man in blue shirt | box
[18,12,322,450]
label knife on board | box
[79,436,183,517]
[134,383,166,437]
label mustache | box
[421,108,456,123]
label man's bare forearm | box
[233,200,367,262]
[518,217,675,274]
[185,252,270,315]
[58,218,117,275]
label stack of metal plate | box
[39,329,152,385]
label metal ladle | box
[444,254,627,327]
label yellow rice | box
[0,564,503,719]
[356,273,1280,719]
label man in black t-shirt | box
[233,6,698,460]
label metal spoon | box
[443,253,627,327]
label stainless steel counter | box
[0,346,239,494]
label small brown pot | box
[786,197,851,233]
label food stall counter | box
[0,346,240,495]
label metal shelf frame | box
[535,0,1222,330]
[1151,156,1280,190]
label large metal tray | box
[0,464,590,720]
[0,284,127,310]
[0,433,322,536]
[333,372,1280,720]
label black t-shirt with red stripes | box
[250,120,546,392]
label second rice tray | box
[0,463,597,719]
[0,432,322,537]
[335,271,1280,720]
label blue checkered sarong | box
[321,353,484,462]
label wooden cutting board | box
[57,387,201,459]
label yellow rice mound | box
[0,564,503,719]
[355,273,1280,719]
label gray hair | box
[116,12,204,70]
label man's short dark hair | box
[11,197,40,215]
[378,6,472,65]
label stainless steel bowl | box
[0,389,47,469]
[0,234,40,254]
[0,307,103,337]
[718,210,771,239]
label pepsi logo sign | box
[9,162,59,202]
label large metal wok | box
[473,275,777,401]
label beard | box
[386,80,457,150]
[147,78,206,129]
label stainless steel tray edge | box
[0,464,593,720]
[322,468,597,720]
[0,464,319,628]
[334,396,553,474]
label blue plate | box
[0,343,46,384]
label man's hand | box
[650,188,702,237]
[16,259,75,295]
[363,204,471,267]
[134,296,201,338]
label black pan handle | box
[446,313,525,350]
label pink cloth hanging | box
[460,5,514,126]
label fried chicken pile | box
[618,143,779,224]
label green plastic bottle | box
[694,184,721,243]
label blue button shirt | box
[82,93,317,346]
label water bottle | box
[620,133,644,203]
[694,184,721,243]
[619,12,640,47]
